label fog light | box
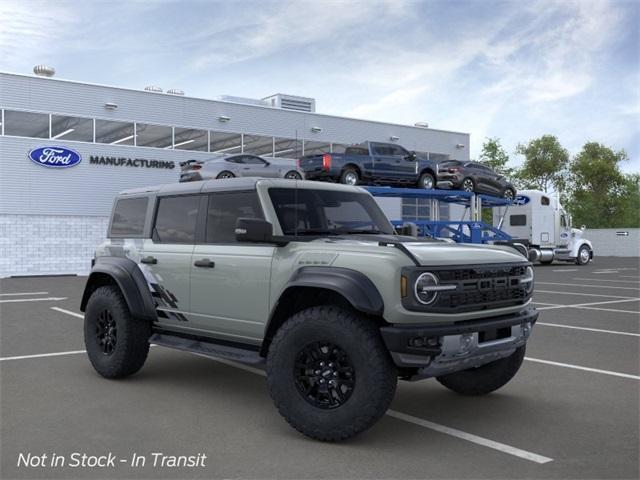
[459,334,473,353]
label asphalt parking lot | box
[1,257,638,479]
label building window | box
[243,134,274,156]
[95,119,135,145]
[173,127,208,151]
[136,123,173,149]
[109,197,148,237]
[303,140,330,156]
[273,137,302,158]
[209,131,242,154]
[51,114,93,142]
[402,199,431,221]
[4,110,49,138]
[153,195,200,244]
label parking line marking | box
[537,322,640,337]
[536,298,640,311]
[525,357,640,380]
[537,282,640,291]
[0,296,67,304]
[0,350,86,362]
[551,269,578,272]
[621,275,640,279]
[51,307,84,318]
[571,306,640,315]
[535,290,637,299]
[385,410,553,464]
[0,291,49,296]
[192,354,554,465]
[573,277,640,284]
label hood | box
[402,242,527,266]
[314,236,527,266]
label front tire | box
[436,346,525,395]
[461,177,475,192]
[84,286,151,379]
[576,245,591,265]
[266,306,397,441]
[503,188,516,201]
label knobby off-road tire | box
[84,286,151,379]
[436,345,526,396]
[266,306,397,441]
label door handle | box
[194,259,215,268]
[141,256,157,264]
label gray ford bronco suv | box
[81,178,537,441]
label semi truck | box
[493,190,594,265]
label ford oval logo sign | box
[513,195,530,206]
[28,146,82,168]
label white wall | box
[584,228,640,257]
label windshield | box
[268,188,394,236]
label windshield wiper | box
[289,229,342,236]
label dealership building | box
[0,70,470,277]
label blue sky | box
[1,0,638,172]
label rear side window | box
[510,215,527,226]
[154,195,200,244]
[110,197,148,237]
[206,192,263,244]
[345,147,369,156]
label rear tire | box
[266,306,397,441]
[216,171,235,179]
[84,286,150,379]
[340,168,359,186]
[436,346,525,396]
[461,177,475,192]
[503,188,516,201]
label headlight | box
[414,272,440,305]
[521,266,534,294]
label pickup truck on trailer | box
[299,141,440,189]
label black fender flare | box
[80,257,157,321]
[278,266,384,316]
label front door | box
[371,143,415,182]
[239,155,275,177]
[141,194,201,329]
[190,191,274,344]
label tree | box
[479,137,513,177]
[565,142,638,228]
[515,135,569,193]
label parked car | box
[179,154,304,182]
[299,141,439,189]
[81,177,537,442]
[436,160,516,199]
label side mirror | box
[581,225,586,231]
[396,222,418,236]
[235,218,274,243]
[406,151,417,161]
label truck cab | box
[494,190,593,265]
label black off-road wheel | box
[84,286,151,379]
[436,346,525,396]
[266,306,397,441]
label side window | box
[560,215,567,228]
[206,192,263,244]
[226,156,243,164]
[110,197,148,237]
[390,145,410,157]
[243,156,266,165]
[541,196,550,206]
[153,195,200,244]
[510,215,527,226]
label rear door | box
[141,194,201,328]
[371,143,414,181]
[190,191,274,344]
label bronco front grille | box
[403,263,532,313]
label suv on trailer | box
[81,178,537,441]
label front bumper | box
[380,307,537,379]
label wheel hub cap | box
[345,173,357,185]
[294,342,355,409]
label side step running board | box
[150,333,265,365]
